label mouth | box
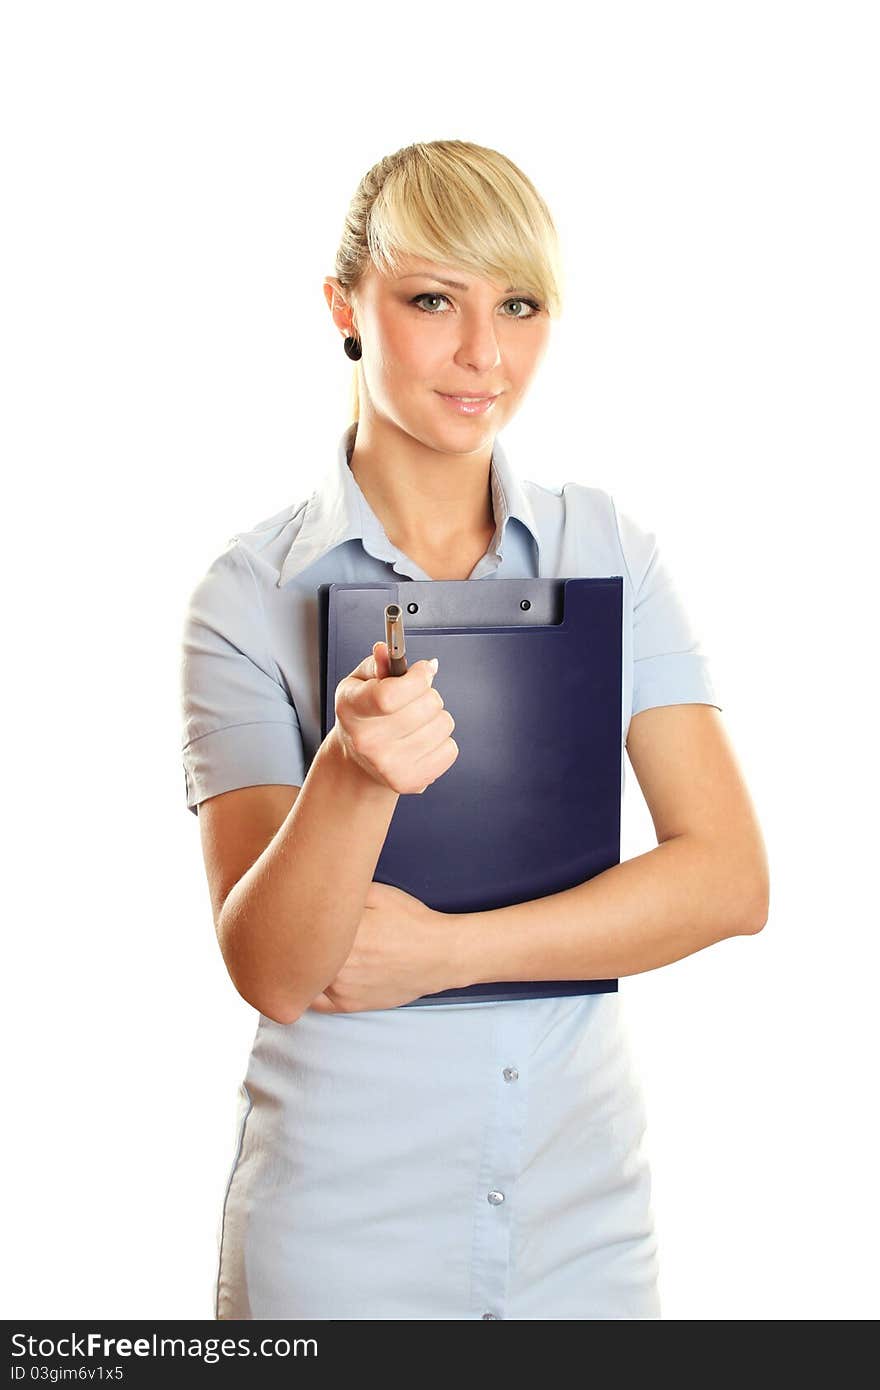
[436,391,501,401]
[435,389,502,415]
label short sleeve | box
[179,540,307,816]
[612,499,722,717]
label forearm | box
[448,834,767,988]
[220,727,399,1023]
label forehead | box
[379,255,513,292]
[393,253,457,276]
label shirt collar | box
[277,421,541,586]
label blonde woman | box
[180,139,769,1320]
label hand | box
[308,880,459,1014]
[332,640,459,795]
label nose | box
[451,319,502,374]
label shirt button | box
[502,1066,519,1082]
[487,1189,505,1205]
[482,1312,499,1319]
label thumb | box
[351,642,389,682]
[371,639,392,680]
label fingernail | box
[429,658,439,673]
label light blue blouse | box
[180,421,721,1320]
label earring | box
[343,335,362,361]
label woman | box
[180,139,769,1320]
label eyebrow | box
[398,274,519,293]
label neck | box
[346,414,496,555]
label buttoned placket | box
[345,463,532,1320]
[471,1002,532,1321]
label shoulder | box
[522,473,620,528]
[231,495,312,580]
[185,493,312,615]
[571,480,659,590]
[521,474,653,585]
[520,474,618,526]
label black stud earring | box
[343,335,362,361]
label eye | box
[410,293,452,314]
[502,297,542,318]
[409,293,543,319]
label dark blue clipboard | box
[319,577,622,1006]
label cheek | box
[376,310,449,376]
[505,328,550,382]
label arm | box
[447,832,764,988]
[217,728,399,1024]
[446,704,770,988]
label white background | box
[3,0,877,1320]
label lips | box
[436,390,500,416]
[437,392,499,401]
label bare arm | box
[216,728,399,1025]
[446,831,766,988]
[202,645,453,1025]
[448,702,770,986]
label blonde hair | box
[331,140,565,424]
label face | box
[324,254,552,451]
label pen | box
[384,603,408,676]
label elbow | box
[232,973,308,1026]
[236,982,305,1026]
[222,951,308,1026]
[742,910,768,936]
[728,832,770,936]
[218,908,310,1025]
[259,1001,303,1026]
[261,981,314,1025]
[740,874,771,935]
